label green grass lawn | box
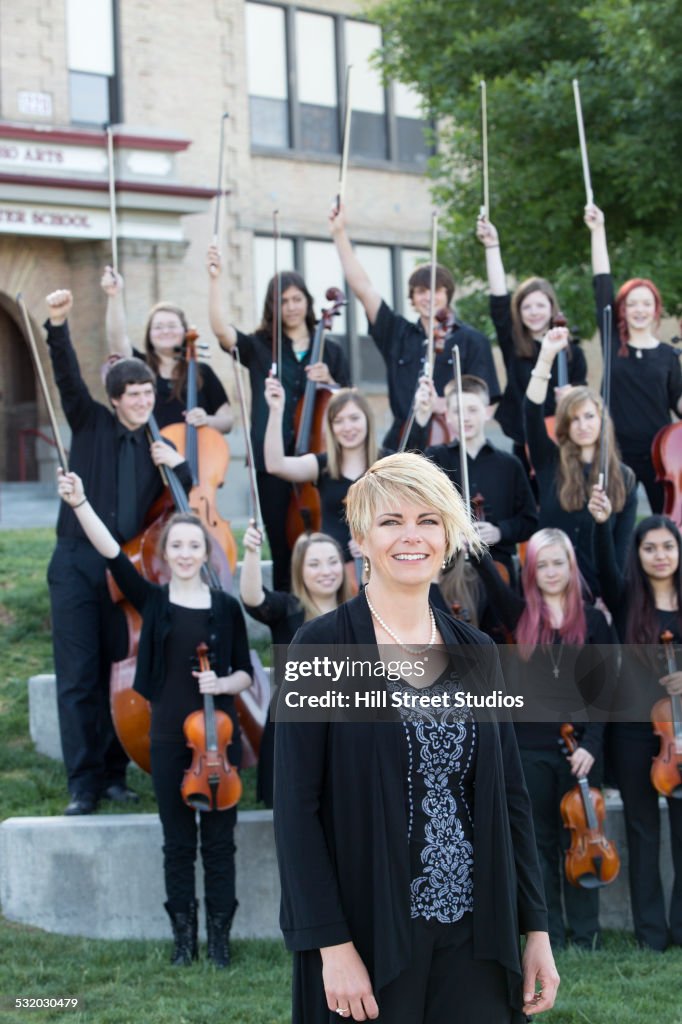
[1,531,681,1023]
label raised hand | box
[45,289,73,325]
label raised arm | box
[328,203,382,325]
[57,469,120,559]
[100,266,134,357]
[475,216,507,296]
[263,377,319,483]
[239,521,266,608]
[584,204,610,276]
[525,326,569,406]
[207,245,238,352]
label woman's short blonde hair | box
[345,452,482,562]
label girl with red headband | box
[585,205,682,513]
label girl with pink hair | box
[475,528,615,950]
[585,205,682,513]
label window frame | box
[246,0,432,173]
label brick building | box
[0,0,433,493]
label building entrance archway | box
[0,299,38,480]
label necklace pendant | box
[553,666,559,679]
[635,348,643,359]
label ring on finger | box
[335,1008,350,1017]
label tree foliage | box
[368,0,682,335]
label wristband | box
[72,498,88,509]
[530,369,551,381]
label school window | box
[66,0,119,125]
[253,235,427,385]
[244,2,430,170]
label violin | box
[161,327,237,584]
[652,423,682,526]
[108,414,265,774]
[559,723,620,888]
[181,642,242,811]
[650,630,682,798]
[285,287,346,549]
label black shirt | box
[234,329,351,470]
[524,395,637,597]
[132,350,229,429]
[369,301,501,449]
[594,274,682,457]
[421,439,537,570]
[243,587,304,647]
[490,293,587,445]
[46,321,192,542]
[314,452,355,561]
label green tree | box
[369,0,682,336]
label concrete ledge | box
[0,810,280,940]
[0,797,674,940]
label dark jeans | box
[151,740,237,914]
[609,725,682,949]
[257,471,293,592]
[520,747,601,949]
[47,539,128,798]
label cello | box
[559,723,621,888]
[650,630,682,798]
[181,642,242,812]
[652,423,682,526]
[162,327,237,583]
[285,287,346,549]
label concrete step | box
[0,811,279,940]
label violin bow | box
[212,113,230,247]
[598,303,613,490]
[16,294,69,469]
[336,65,353,213]
[572,79,594,207]
[479,80,489,219]
[231,347,264,531]
[271,209,282,378]
[397,213,438,453]
[106,125,118,276]
[452,345,472,519]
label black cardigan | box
[106,551,252,701]
[274,593,547,1023]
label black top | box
[595,521,682,723]
[490,293,587,444]
[420,439,537,571]
[369,300,501,449]
[46,321,191,542]
[243,587,304,647]
[313,452,355,561]
[234,329,351,470]
[474,553,615,755]
[523,394,637,596]
[275,595,547,1023]
[133,350,229,429]
[106,550,252,703]
[151,605,238,755]
[594,274,682,457]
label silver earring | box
[442,559,448,570]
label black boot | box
[164,899,198,966]
[206,902,237,968]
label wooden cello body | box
[652,422,682,526]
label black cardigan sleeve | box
[474,552,525,633]
[523,394,557,474]
[106,550,157,613]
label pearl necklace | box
[364,588,437,654]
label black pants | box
[621,449,663,514]
[47,539,129,798]
[151,740,237,914]
[609,725,682,949]
[520,748,601,949]
[294,914,513,1024]
[257,471,293,592]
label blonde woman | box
[274,452,559,1023]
